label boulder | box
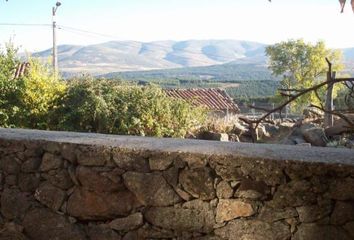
[302,127,328,147]
[325,114,354,136]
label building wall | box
[0,128,354,240]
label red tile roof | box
[13,62,30,79]
[164,88,239,113]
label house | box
[164,88,240,117]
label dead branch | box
[309,104,354,128]
[240,77,354,129]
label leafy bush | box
[49,78,206,137]
[0,44,65,128]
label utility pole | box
[52,1,61,76]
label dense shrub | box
[0,44,65,128]
[49,78,206,137]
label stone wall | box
[0,128,354,240]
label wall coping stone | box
[0,128,353,166]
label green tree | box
[266,39,344,112]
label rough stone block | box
[123,171,180,207]
[179,168,215,200]
[296,200,332,223]
[330,201,354,225]
[35,182,66,211]
[293,223,351,240]
[23,208,86,240]
[18,173,40,192]
[234,179,270,200]
[87,224,122,240]
[1,188,32,220]
[40,153,63,172]
[67,188,140,220]
[76,166,124,192]
[215,199,255,223]
[258,206,298,223]
[149,153,174,171]
[214,219,291,240]
[76,146,111,166]
[113,149,149,172]
[216,181,233,199]
[109,212,144,231]
[328,178,354,200]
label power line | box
[0,23,51,27]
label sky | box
[0,0,353,52]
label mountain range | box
[32,40,354,76]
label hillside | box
[32,40,354,76]
[33,40,267,75]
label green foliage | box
[0,43,22,127]
[50,78,206,137]
[226,80,280,100]
[0,45,66,129]
[0,44,65,129]
[266,39,344,112]
[335,85,354,110]
[105,63,278,83]
[17,58,66,129]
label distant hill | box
[32,40,354,76]
[33,40,267,75]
